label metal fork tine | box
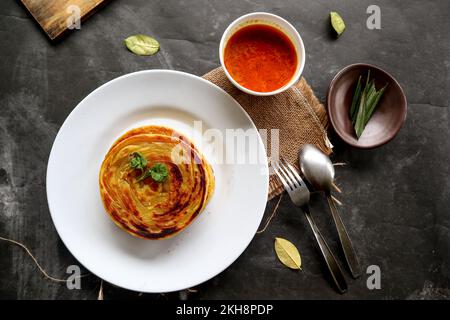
[277,161,298,190]
[278,159,299,189]
[281,158,303,187]
[272,161,293,191]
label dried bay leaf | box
[274,237,302,270]
[330,12,346,36]
[124,34,160,56]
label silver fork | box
[272,158,347,294]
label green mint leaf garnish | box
[149,163,168,183]
[130,152,147,172]
[137,163,168,183]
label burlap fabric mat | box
[203,67,332,201]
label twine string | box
[0,236,89,283]
[98,280,104,300]
[256,193,283,234]
[292,86,333,149]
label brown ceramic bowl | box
[327,63,407,149]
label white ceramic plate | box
[47,70,269,293]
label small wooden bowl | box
[327,63,407,149]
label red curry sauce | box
[224,24,298,92]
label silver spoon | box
[272,159,347,293]
[299,144,362,279]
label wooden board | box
[21,0,107,40]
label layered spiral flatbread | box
[99,125,215,239]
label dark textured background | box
[0,0,449,300]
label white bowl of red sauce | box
[220,12,305,96]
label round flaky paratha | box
[99,125,215,240]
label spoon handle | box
[326,191,362,278]
[302,205,347,294]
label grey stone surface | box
[0,0,449,299]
